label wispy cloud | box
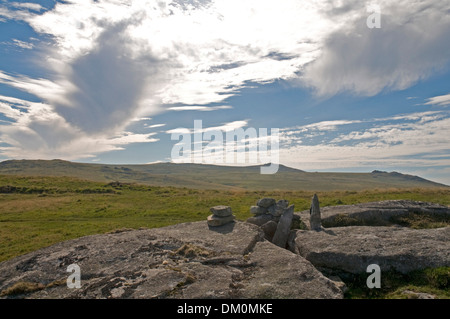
[8,2,44,12]
[167,105,232,112]
[424,93,450,107]
[166,120,248,135]
[0,96,159,160]
[0,39,36,50]
[279,111,450,172]
[145,123,166,129]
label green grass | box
[1,175,449,263]
[0,159,447,191]
[344,267,450,299]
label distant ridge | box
[0,159,447,191]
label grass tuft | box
[0,281,45,297]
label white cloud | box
[425,93,450,107]
[0,0,449,162]
[166,120,248,135]
[0,97,158,160]
[0,71,73,107]
[9,2,43,12]
[301,0,450,96]
[1,0,333,116]
[0,102,22,120]
[167,105,232,112]
[145,123,166,129]
[10,39,34,49]
[166,128,191,135]
[281,119,363,134]
[0,6,34,20]
[279,111,450,172]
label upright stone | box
[310,194,322,231]
[272,204,294,248]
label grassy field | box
[0,159,447,191]
[1,174,449,263]
[0,174,449,298]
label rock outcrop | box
[247,198,297,248]
[0,221,343,299]
[1,199,448,299]
[294,226,449,274]
[297,200,450,229]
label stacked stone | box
[247,198,289,226]
[207,205,236,227]
[246,198,296,248]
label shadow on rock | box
[208,221,236,234]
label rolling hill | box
[0,159,447,191]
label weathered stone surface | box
[328,276,347,294]
[267,205,276,216]
[272,204,294,248]
[257,198,276,208]
[297,200,450,229]
[268,200,289,217]
[287,230,299,254]
[294,226,450,274]
[310,194,322,231]
[0,221,342,299]
[291,214,304,230]
[246,214,273,227]
[250,206,266,216]
[243,242,343,299]
[277,199,289,209]
[261,221,278,241]
[207,214,235,227]
[210,205,232,217]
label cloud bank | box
[279,111,450,174]
[0,0,449,161]
[301,0,450,96]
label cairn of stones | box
[246,198,296,248]
[207,205,236,227]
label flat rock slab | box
[243,242,342,299]
[210,206,233,217]
[297,200,450,229]
[0,221,342,299]
[207,214,235,227]
[294,226,450,274]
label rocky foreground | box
[0,199,448,299]
[0,222,342,299]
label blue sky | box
[0,0,449,185]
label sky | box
[0,0,449,185]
